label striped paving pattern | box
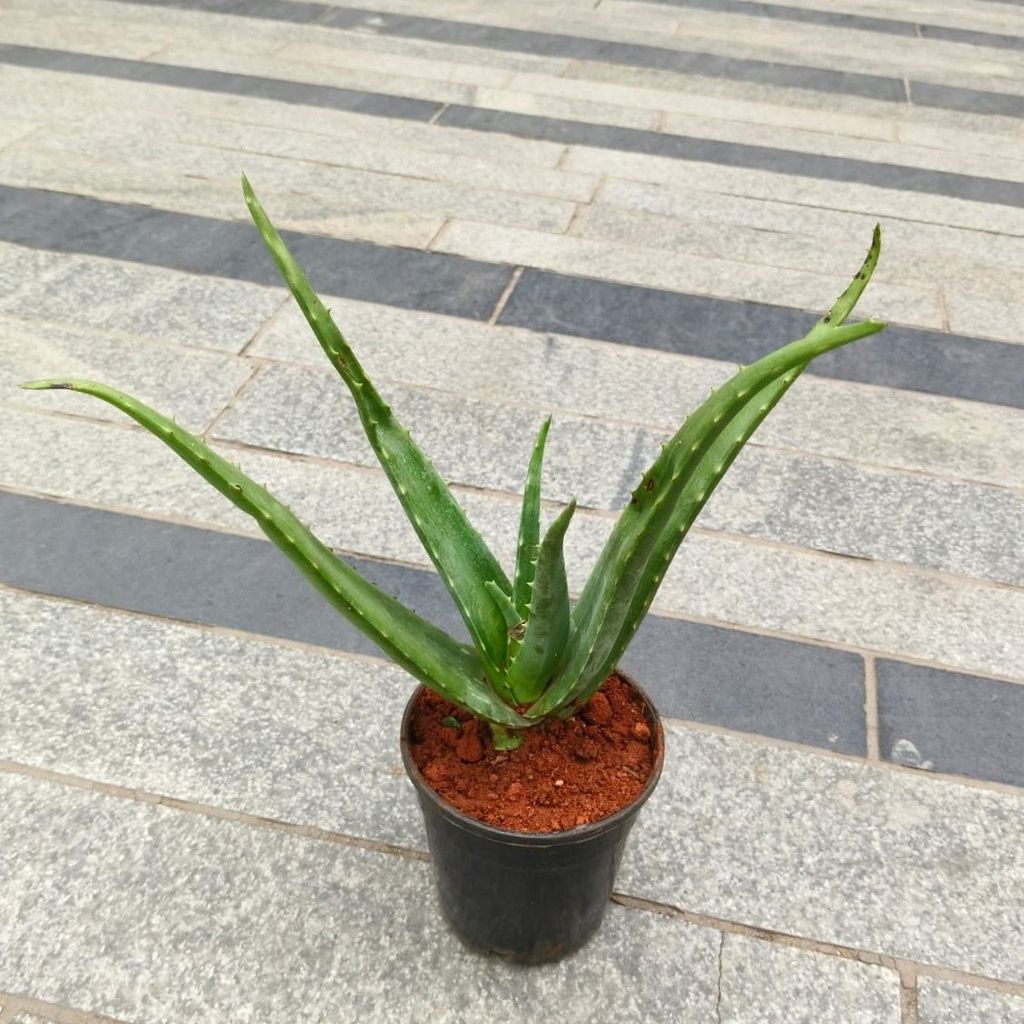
[1,0,1023,1020]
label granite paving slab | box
[0,243,283,355]
[252,297,1024,492]
[719,934,901,1024]
[624,719,1024,983]
[0,772,722,1024]
[917,978,1024,1022]
[1,587,1022,986]
[0,317,252,433]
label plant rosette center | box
[408,675,656,833]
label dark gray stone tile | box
[920,24,1024,51]
[620,616,867,755]
[877,660,1024,788]
[0,44,440,121]
[499,269,1024,411]
[0,185,512,320]
[0,490,469,656]
[438,106,1024,207]
[0,490,866,755]
[646,0,918,35]
[910,80,1024,118]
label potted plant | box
[22,179,884,963]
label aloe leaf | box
[512,417,551,619]
[20,378,528,729]
[484,579,522,630]
[506,500,576,706]
[529,228,884,719]
[242,176,512,689]
[566,366,803,711]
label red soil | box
[407,674,658,833]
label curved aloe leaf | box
[512,417,551,620]
[506,500,575,705]
[566,366,802,712]
[242,176,513,696]
[20,378,528,728]
[529,227,884,718]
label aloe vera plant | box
[22,180,885,749]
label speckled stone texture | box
[0,773,720,1024]
[917,978,1024,1023]
[719,935,901,1024]
[2,587,1022,989]
[621,720,1024,984]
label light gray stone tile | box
[595,177,1024,271]
[0,145,445,250]
[221,329,1024,587]
[150,40,480,106]
[719,935,901,1024]
[0,65,567,169]
[622,721,1024,983]
[0,6,171,59]
[0,316,253,434]
[945,291,1024,346]
[0,405,520,571]
[659,532,1024,681]
[0,119,36,154]
[434,220,943,331]
[274,38,548,83]
[918,978,1024,1022]
[565,147,1024,238]
[0,770,721,1023]
[471,84,662,129]
[211,361,647,510]
[2,126,577,236]
[573,203,1024,315]
[700,449,1024,589]
[0,243,283,354]
[897,120,1024,164]
[177,116,599,203]
[252,298,1024,493]
[503,65,901,140]
[0,587,426,849]
[655,108,1024,184]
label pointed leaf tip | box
[20,378,73,391]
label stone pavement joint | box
[0,993,129,1024]
[0,758,432,862]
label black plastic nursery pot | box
[399,675,665,964]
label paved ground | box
[1,0,1023,1020]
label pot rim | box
[399,670,665,848]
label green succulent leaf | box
[512,417,551,620]
[529,227,885,719]
[242,176,513,695]
[506,500,576,706]
[484,579,523,631]
[19,378,529,729]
